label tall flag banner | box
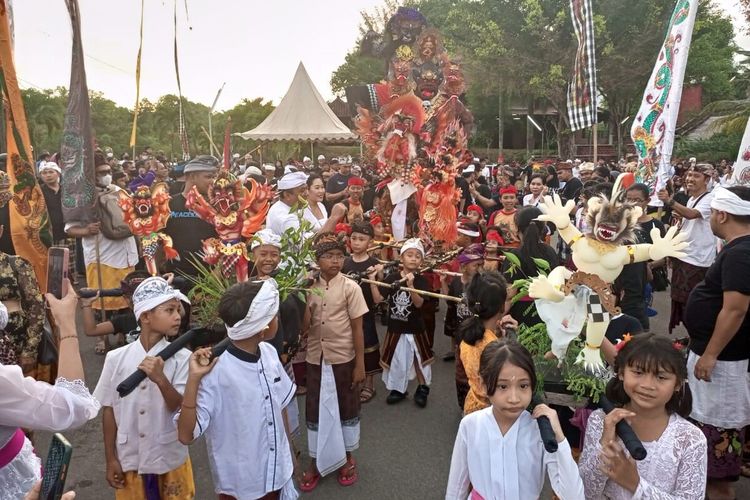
[174,0,189,160]
[731,116,750,186]
[61,0,96,225]
[566,0,598,132]
[0,0,51,286]
[631,0,699,195]
[129,0,145,148]
[222,118,231,170]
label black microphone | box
[531,395,558,453]
[599,396,647,460]
[116,328,205,397]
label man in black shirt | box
[684,185,750,499]
[163,155,219,290]
[325,158,352,209]
[556,162,582,204]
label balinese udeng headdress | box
[711,186,750,216]
[400,237,424,256]
[457,243,485,265]
[313,232,348,259]
[132,277,190,322]
[225,279,280,341]
[251,228,282,250]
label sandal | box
[360,387,376,403]
[337,457,358,487]
[299,470,321,492]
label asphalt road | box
[34,288,749,499]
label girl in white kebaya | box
[578,334,707,499]
[445,339,584,500]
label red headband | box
[335,223,352,235]
[370,215,383,226]
[499,185,517,196]
[486,230,503,244]
[466,204,483,215]
[348,177,365,187]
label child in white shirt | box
[94,276,193,499]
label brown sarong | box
[380,330,435,370]
[305,358,360,424]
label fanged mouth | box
[596,224,619,241]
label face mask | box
[98,174,112,187]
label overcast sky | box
[12,0,749,111]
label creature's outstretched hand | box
[536,194,575,229]
[648,225,688,261]
[528,275,565,303]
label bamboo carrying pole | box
[347,274,463,303]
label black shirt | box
[381,272,429,334]
[326,173,351,195]
[604,313,645,344]
[163,192,218,281]
[40,184,66,241]
[686,235,750,361]
[444,276,472,337]
[111,310,138,336]
[558,177,583,204]
[342,256,379,315]
[455,176,472,209]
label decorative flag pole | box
[566,0,598,159]
[630,0,700,201]
[130,0,145,157]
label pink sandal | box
[337,457,358,487]
[299,470,321,492]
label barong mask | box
[209,170,242,217]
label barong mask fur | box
[585,192,640,245]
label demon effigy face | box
[441,59,466,96]
[414,63,442,101]
[209,171,241,216]
[416,29,442,63]
[585,194,640,244]
[133,185,154,217]
[388,7,427,46]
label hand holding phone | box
[41,433,73,500]
[46,247,70,300]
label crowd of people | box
[0,146,749,500]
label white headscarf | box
[711,186,750,216]
[132,277,189,322]
[39,161,62,175]
[278,171,308,190]
[400,237,424,256]
[251,228,282,250]
[225,279,280,340]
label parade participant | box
[556,162,583,204]
[299,232,368,491]
[303,173,329,232]
[176,279,298,499]
[65,152,139,353]
[465,204,485,226]
[503,207,559,326]
[456,271,514,415]
[267,171,344,238]
[657,163,715,332]
[685,185,750,499]
[578,162,594,183]
[446,340,584,499]
[325,158,352,208]
[441,243,484,365]
[94,277,194,499]
[163,155,219,286]
[370,238,434,407]
[0,283,100,498]
[81,270,150,343]
[489,185,520,247]
[523,174,547,208]
[341,221,382,403]
[342,176,366,223]
[263,163,277,187]
[579,334,707,499]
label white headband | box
[277,171,308,190]
[225,279,280,341]
[711,186,750,216]
[39,161,62,175]
[457,224,480,238]
[132,277,189,322]
[400,237,424,256]
[251,228,281,250]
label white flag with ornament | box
[731,117,750,186]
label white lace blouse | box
[0,364,100,498]
[578,409,707,500]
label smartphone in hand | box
[46,247,69,299]
[41,433,73,500]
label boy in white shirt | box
[93,276,193,499]
[177,279,298,499]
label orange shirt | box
[460,329,498,415]
[306,273,369,365]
